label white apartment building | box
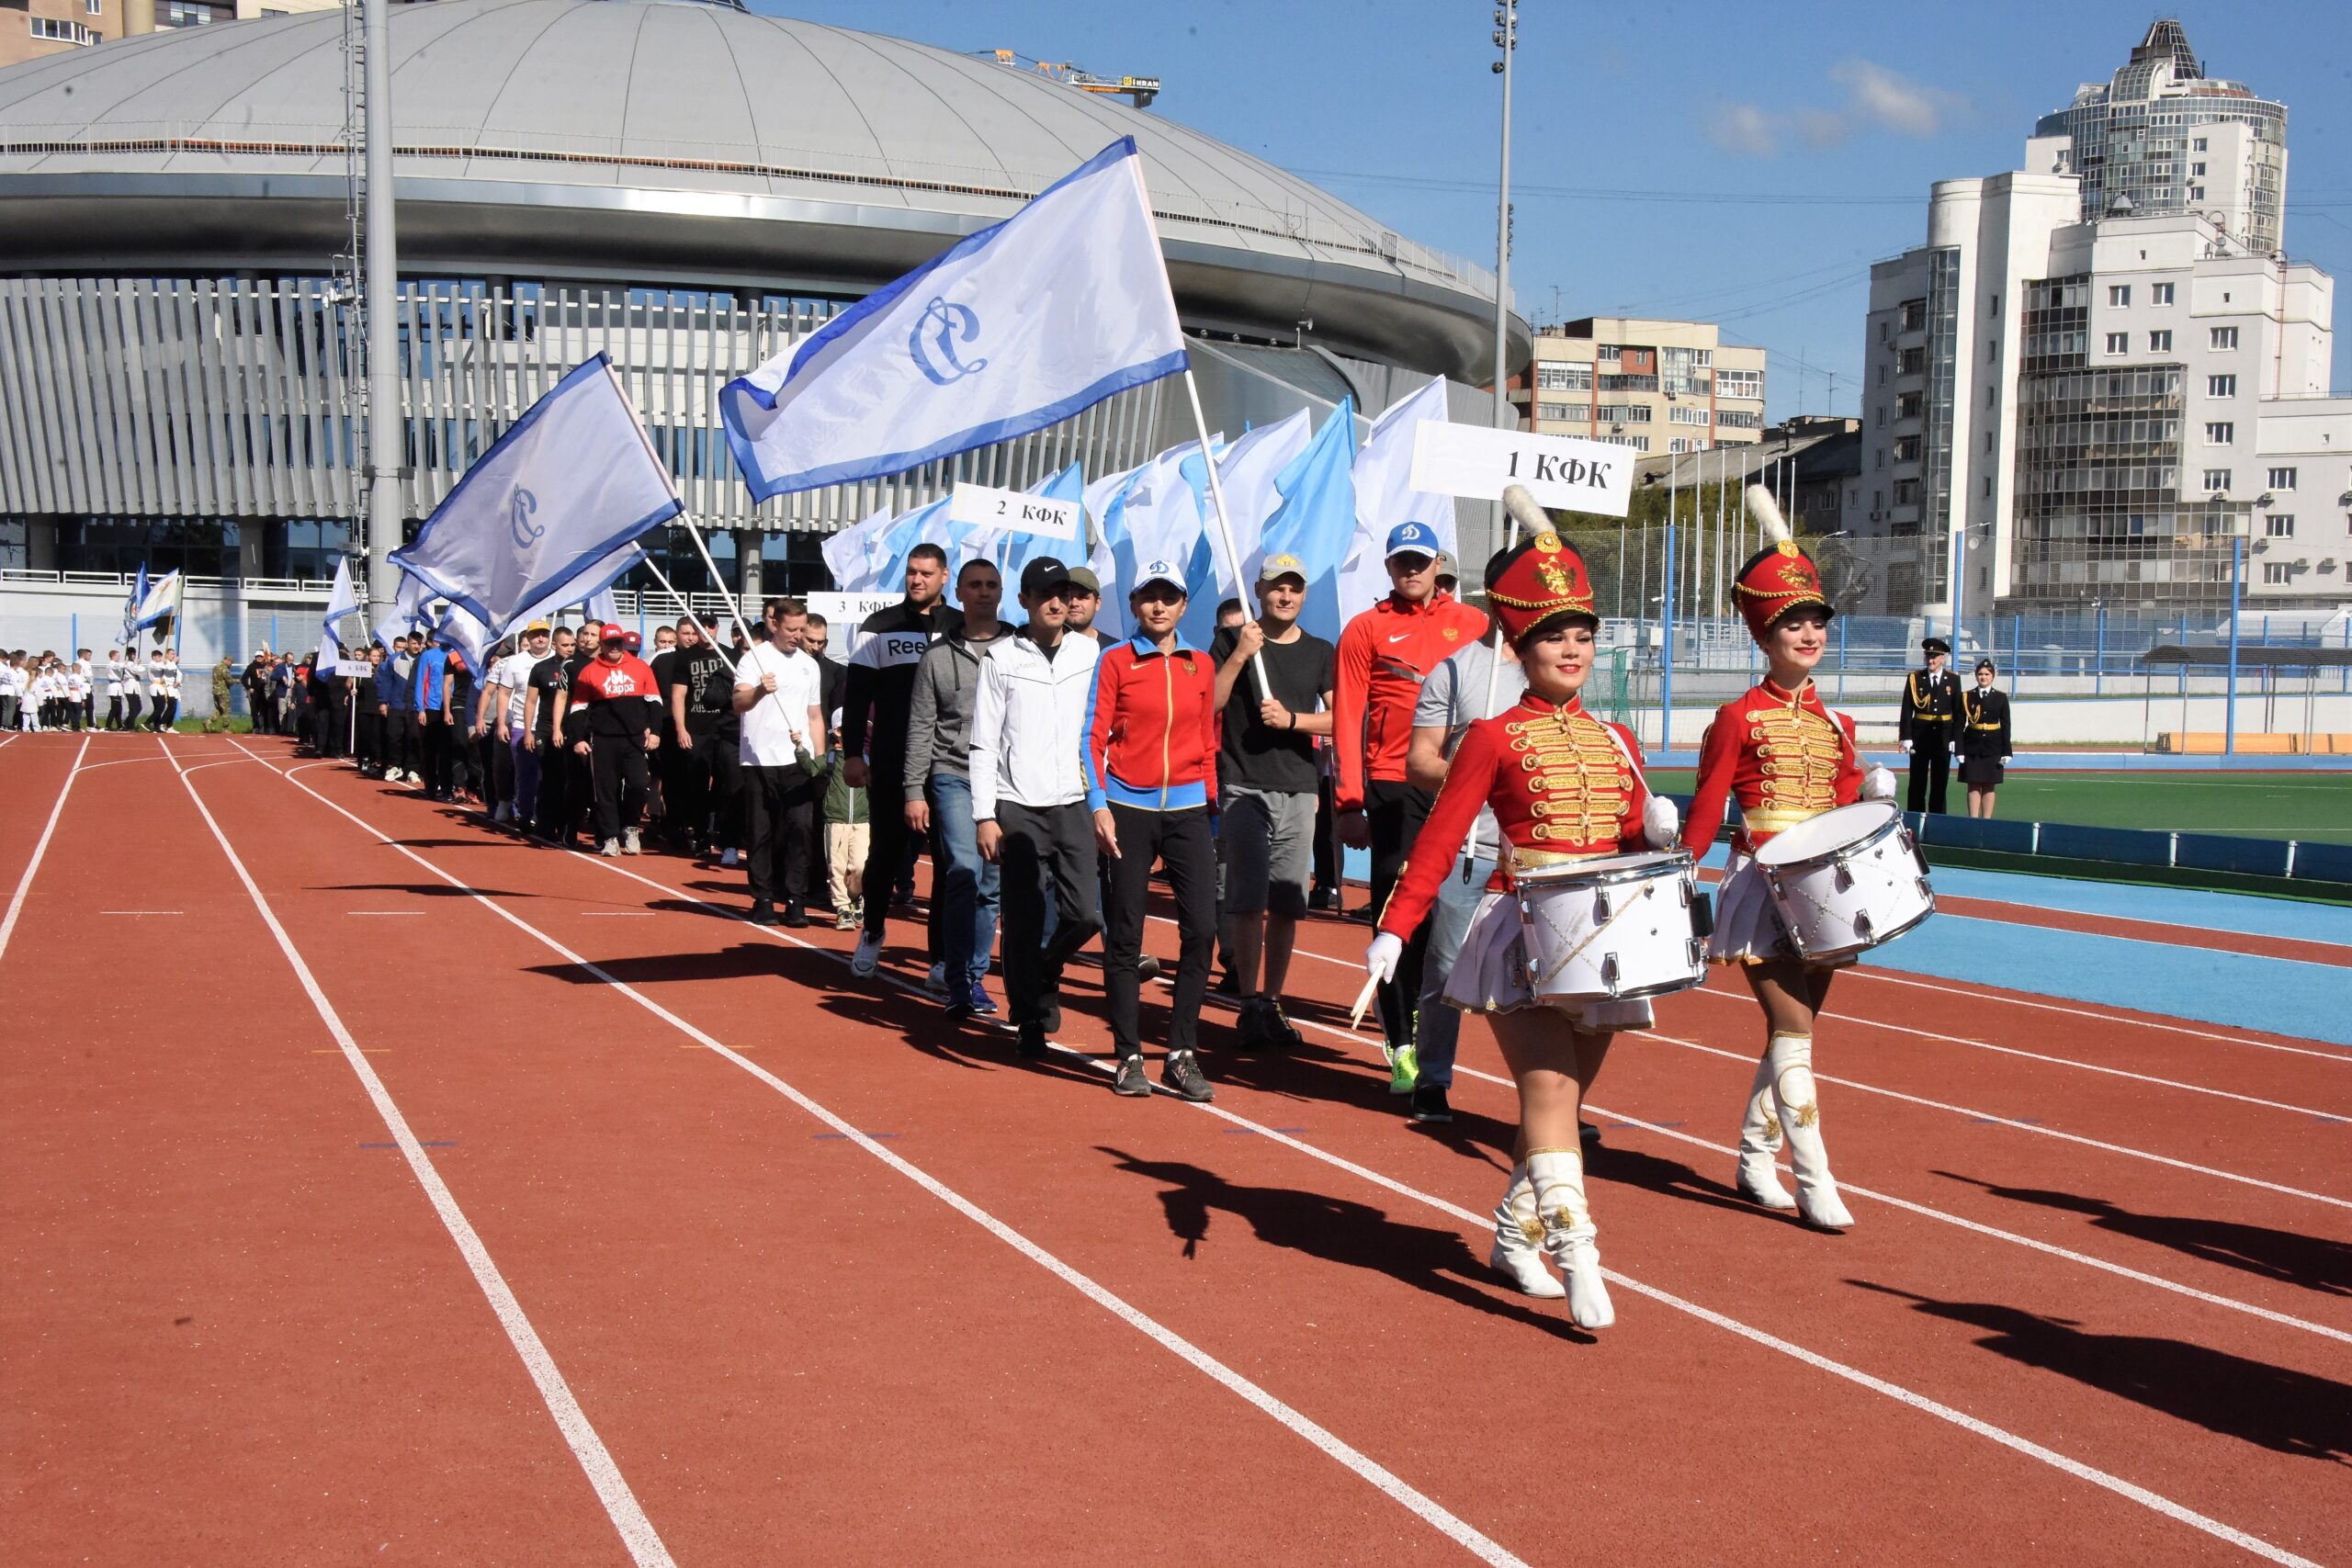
[1856,25,2345,619]
[1519,318,1767,455]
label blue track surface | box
[1926,864,2352,947]
[1857,914,2352,1047]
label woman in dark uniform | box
[1959,659,2012,818]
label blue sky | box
[752,1,2350,419]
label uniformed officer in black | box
[1958,659,2014,818]
[1898,636,1962,813]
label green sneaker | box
[1386,1040,1419,1095]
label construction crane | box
[985,50,1159,108]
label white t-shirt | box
[492,651,538,729]
[735,640,821,767]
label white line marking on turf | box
[1634,1029,2352,1212]
[228,742,1529,1568]
[179,742,675,1568]
[0,734,89,967]
[442,804,2330,1568]
[1677,985,2352,1120]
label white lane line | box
[178,744,676,1568]
[421,805,2330,1568]
[1634,1029,2352,1213]
[1166,911,2352,1066]
[228,742,1529,1568]
[581,911,654,918]
[0,734,90,967]
[1836,969,2352,1064]
[1028,1046,2324,1568]
[349,910,422,917]
[102,909,184,916]
[1676,986,2352,1121]
[72,755,172,772]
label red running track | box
[2,731,2346,1567]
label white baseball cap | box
[1129,558,1188,594]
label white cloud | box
[1707,102,1780,157]
[1710,59,1970,158]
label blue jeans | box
[511,732,541,821]
[1414,850,1496,1089]
[928,774,1000,989]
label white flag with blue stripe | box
[721,139,1188,500]
[319,556,361,666]
[390,353,681,645]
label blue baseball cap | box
[1385,521,1442,561]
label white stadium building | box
[0,0,1517,676]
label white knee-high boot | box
[1766,1032,1854,1230]
[1736,1052,1797,1210]
[1527,1146,1612,1328]
[1489,1163,1566,1299]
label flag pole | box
[640,554,736,676]
[1178,368,1271,702]
[675,514,813,746]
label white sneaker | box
[600,838,621,858]
[622,828,641,855]
[850,931,883,977]
[720,848,740,869]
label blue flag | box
[1256,400,1359,644]
[390,354,681,647]
[721,140,1188,499]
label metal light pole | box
[361,0,403,625]
[1490,0,1517,440]
[2226,527,2243,758]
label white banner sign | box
[807,592,899,663]
[949,482,1083,542]
[334,660,375,679]
[1408,424,1635,518]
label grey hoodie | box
[902,624,1012,800]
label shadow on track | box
[1097,1145,1595,1344]
[1852,1280,2352,1465]
[1935,1171,2352,1299]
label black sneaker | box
[1409,1084,1454,1124]
[1113,1055,1151,1097]
[748,900,781,927]
[1136,955,1162,983]
[1015,1021,1049,1059]
[1263,1000,1304,1052]
[1040,994,1063,1034]
[1580,1120,1602,1150]
[781,902,809,929]
[1213,968,1241,998]
[1162,1049,1214,1103]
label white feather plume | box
[1499,483,1551,543]
[1744,483,1792,546]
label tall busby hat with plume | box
[1484,485,1599,646]
[1732,484,1833,645]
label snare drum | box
[1751,801,1934,965]
[1514,850,1713,1003]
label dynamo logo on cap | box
[1133,558,1186,592]
[1385,521,1441,558]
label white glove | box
[1861,765,1897,803]
[1642,794,1680,849]
[1999,755,2010,765]
[1900,739,1913,755]
[1363,931,1403,986]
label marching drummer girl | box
[1681,488,1895,1232]
[1362,514,1679,1330]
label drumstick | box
[1348,973,1380,1032]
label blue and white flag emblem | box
[721,138,1189,499]
[390,354,681,646]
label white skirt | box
[1707,852,1792,964]
[1439,890,1655,1031]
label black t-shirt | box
[673,646,739,740]
[529,655,568,738]
[1210,625,1335,795]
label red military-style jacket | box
[1681,678,1864,857]
[1377,693,1652,941]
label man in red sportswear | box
[566,626,663,857]
[1331,520,1489,1086]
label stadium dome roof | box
[0,0,1516,377]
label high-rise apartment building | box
[2,0,345,71]
[2029,19,2287,258]
[1519,318,1766,455]
[1856,20,2346,618]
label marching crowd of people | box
[4,502,1940,1332]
